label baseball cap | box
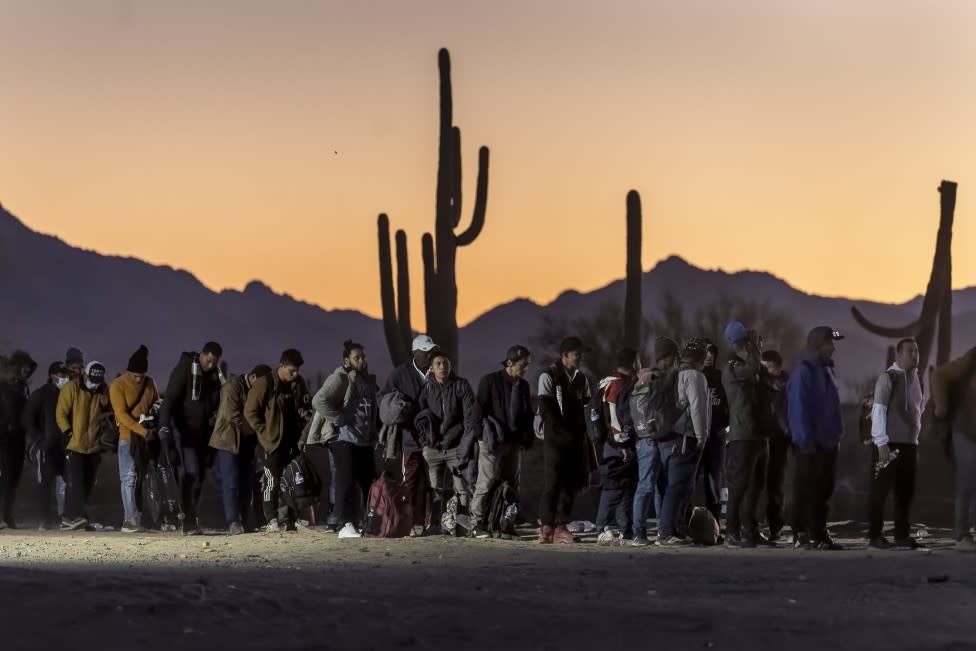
[807,326,845,349]
[412,335,438,352]
[85,361,106,383]
[724,321,749,345]
[559,337,591,355]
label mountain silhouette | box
[2,203,972,395]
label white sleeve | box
[871,372,891,447]
[538,372,554,398]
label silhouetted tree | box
[377,48,490,367]
[851,180,956,376]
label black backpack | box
[630,367,682,438]
[486,481,519,538]
[585,386,611,445]
[278,453,322,512]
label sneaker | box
[955,537,976,552]
[228,522,245,536]
[265,519,283,534]
[869,536,894,550]
[597,528,617,546]
[656,536,690,547]
[538,525,554,544]
[121,522,144,534]
[409,525,425,538]
[754,532,777,547]
[160,523,179,533]
[894,537,921,550]
[725,532,742,548]
[768,527,783,543]
[631,536,652,547]
[815,536,844,551]
[793,533,814,550]
[553,525,577,544]
[338,522,362,539]
[0,521,7,531]
[60,516,88,531]
[470,526,490,540]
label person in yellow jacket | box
[109,346,159,533]
[56,361,111,531]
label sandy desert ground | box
[1,522,974,651]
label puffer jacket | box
[56,378,111,454]
[416,376,479,451]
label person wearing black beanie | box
[109,345,160,532]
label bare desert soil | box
[0,522,974,651]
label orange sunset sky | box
[2,1,975,328]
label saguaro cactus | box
[851,180,957,374]
[377,213,413,367]
[377,48,490,367]
[623,190,643,350]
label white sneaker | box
[121,522,144,534]
[265,519,283,534]
[597,528,618,546]
[338,522,362,539]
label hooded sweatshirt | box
[871,363,923,447]
[158,352,222,447]
[787,353,844,451]
[308,365,378,448]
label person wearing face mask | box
[0,352,36,529]
[245,349,310,533]
[157,341,225,534]
[56,361,111,531]
[109,345,160,533]
[415,351,480,535]
[307,340,379,539]
[23,362,72,529]
[466,345,535,539]
[536,337,593,544]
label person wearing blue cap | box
[721,321,771,548]
[787,326,846,550]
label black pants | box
[178,443,212,523]
[765,435,790,535]
[0,437,26,525]
[725,439,768,539]
[304,443,335,523]
[702,432,725,521]
[868,443,917,540]
[37,439,66,524]
[262,442,299,524]
[330,441,375,527]
[540,440,582,527]
[792,447,838,542]
[64,451,100,520]
[402,448,432,529]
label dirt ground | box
[1,522,974,651]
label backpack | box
[278,453,322,512]
[630,368,682,438]
[486,481,519,538]
[364,472,413,538]
[585,386,611,445]
[142,446,183,529]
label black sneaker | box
[815,536,844,551]
[894,537,921,550]
[869,536,894,550]
[793,533,814,550]
[725,532,742,548]
[755,532,777,547]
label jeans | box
[655,435,698,539]
[952,432,976,541]
[868,443,917,540]
[424,446,467,525]
[118,440,140,527]
[470,442,521,525]
[632,438,662,539]
[214,441,258,527]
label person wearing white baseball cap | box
[380,334,441,535]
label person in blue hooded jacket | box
[787,326,845,550]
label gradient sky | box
[3,1,975,327]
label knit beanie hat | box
[127,345,149,374]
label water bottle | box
[295,469,305,486]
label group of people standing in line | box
[0,320,975,551]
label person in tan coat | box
[245,350,310,532]
[210,364,271,534]
[56,361,111,530]
[109,346,159,533]
[931,347,976,551]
